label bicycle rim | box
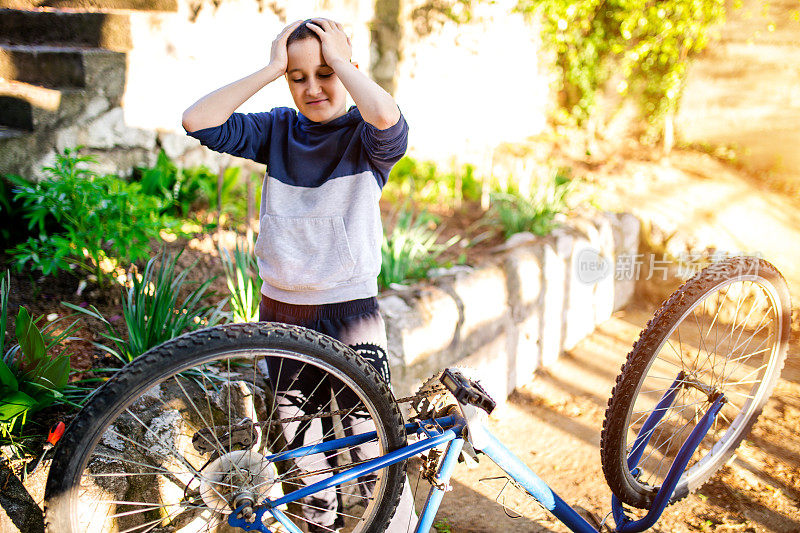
[623,270,785,502]
[45,326,405,533]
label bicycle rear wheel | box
[601,257,790,509]
[45,323,407,532]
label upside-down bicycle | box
[43,256,791,532]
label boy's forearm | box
[330,59,400,130]
[182,64,284,132]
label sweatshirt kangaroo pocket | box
[255,215,356,291]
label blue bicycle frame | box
[228,373,726,533]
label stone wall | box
[4,0,800,182]
[381,211,640,401]
[0,0,378,178]
[394,0,552,167]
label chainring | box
[410,367,486,420]
[412,368,484,467]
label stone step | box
[0,9,132,52]
[0,45,125,103]
[0,79,92,131]
[0,124,27,141]
[0,0,177,11]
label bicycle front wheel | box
[601,257,790,509]
[45,323,407,532]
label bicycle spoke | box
[281,510,334,532]
[171,374,248,482]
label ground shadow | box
[700,476,800,533]
[407,457,559,533]
[510,388,601,450]
[0,461,43,533]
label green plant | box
[7,147,177,286]
[0,272,85,449]
[197,165,253,223]
[384,157,482,209]
[64,251,227,364]
[379,208,459,288]
[487,170,572,238]
[135,150,204,218]
[219,239,262,323]
[0,174,37,244]
[434,518,454,533]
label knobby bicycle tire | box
[600,257,790,509]
[45,322,407,532]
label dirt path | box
[417,148,800,532]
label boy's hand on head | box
[269,20,304,73]
[306,19,353,67]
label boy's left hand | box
[306,18,353,66]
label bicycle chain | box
[264,384,449,426]
[193,379,451,453]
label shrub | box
[197,166,255,225]
[487,169,573,238]
[64,251,227,364]
[7,148,176,286]
[219,239,262,323]
[134,151,260,229]
[379,209,459,288]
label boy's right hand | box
[268,20,303,73]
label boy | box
[182,18,414,532]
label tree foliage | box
[515,0,727,132]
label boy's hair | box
[287,20,321,46]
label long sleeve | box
[359,112,408,185]
[186,111,274,164]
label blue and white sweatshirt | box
[187,106,409,305]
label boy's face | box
[286,38,347,124]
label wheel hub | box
[198,450,280,514]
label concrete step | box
[0,9,132,52]
[0,0,177,11]
[0,124,27,141]
[0,45,125,103]
[0,80,90,131]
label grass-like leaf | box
[379,209,459,288]
[487,171,573,238]
[219,238,261,323]
[65,250,227,363]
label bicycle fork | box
[611,371,727,533]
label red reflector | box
[48,421,66,446]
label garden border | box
[380,212,641,402]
